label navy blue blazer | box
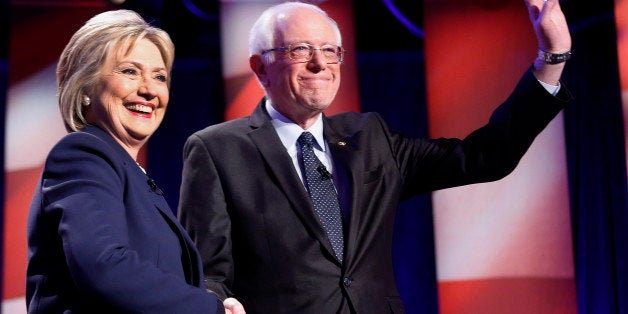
[178,68,572,313]
[26,125,223,313]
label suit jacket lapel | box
[144,182,201,285]
[324,118,363,265]
[84,125,202,285]
[248,101,340,263]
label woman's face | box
[87,38,169,153]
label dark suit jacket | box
[26,125,223,313]
[177,68,571,314]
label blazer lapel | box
[85,125,201,285]
[248,101,341,263]
[324,119,364,266]
[141,168,201,286]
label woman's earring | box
[82,96,91,106]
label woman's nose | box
[138,77,156,98]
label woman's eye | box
[121,68,138,75]
[156,74,167,82]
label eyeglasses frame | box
[261,43,345,64]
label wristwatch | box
[538,49,572,64]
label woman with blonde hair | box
[26,9,244,313]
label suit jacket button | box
[343,277,352,287]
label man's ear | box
[250,55,269,86]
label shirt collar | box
[266,100,326,152]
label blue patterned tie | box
[298,132,344,262]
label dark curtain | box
[0,0,8,302]
[147,1,224,212]
[356,50,438,313]
[353,2,437,313]
[562,1,628,313]
[147,56,225,211]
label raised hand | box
[526,0,571,53]
[525,0,571,84]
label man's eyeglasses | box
[262,43,344,64]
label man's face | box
[262,8,342,122]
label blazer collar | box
[321,117,363,264]
[248,99,346,265]
[81,125,138,166]
[82,125,202,284]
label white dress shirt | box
[266,100,335,187]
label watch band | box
[538,49,572,64]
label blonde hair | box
[57,9,175,132]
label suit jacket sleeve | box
[178,133,233,300]
[391,67,572,196]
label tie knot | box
[298,132,315,147]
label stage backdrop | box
[3,0,627,313]
[423,1,577,312]
[2,1,114,313]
